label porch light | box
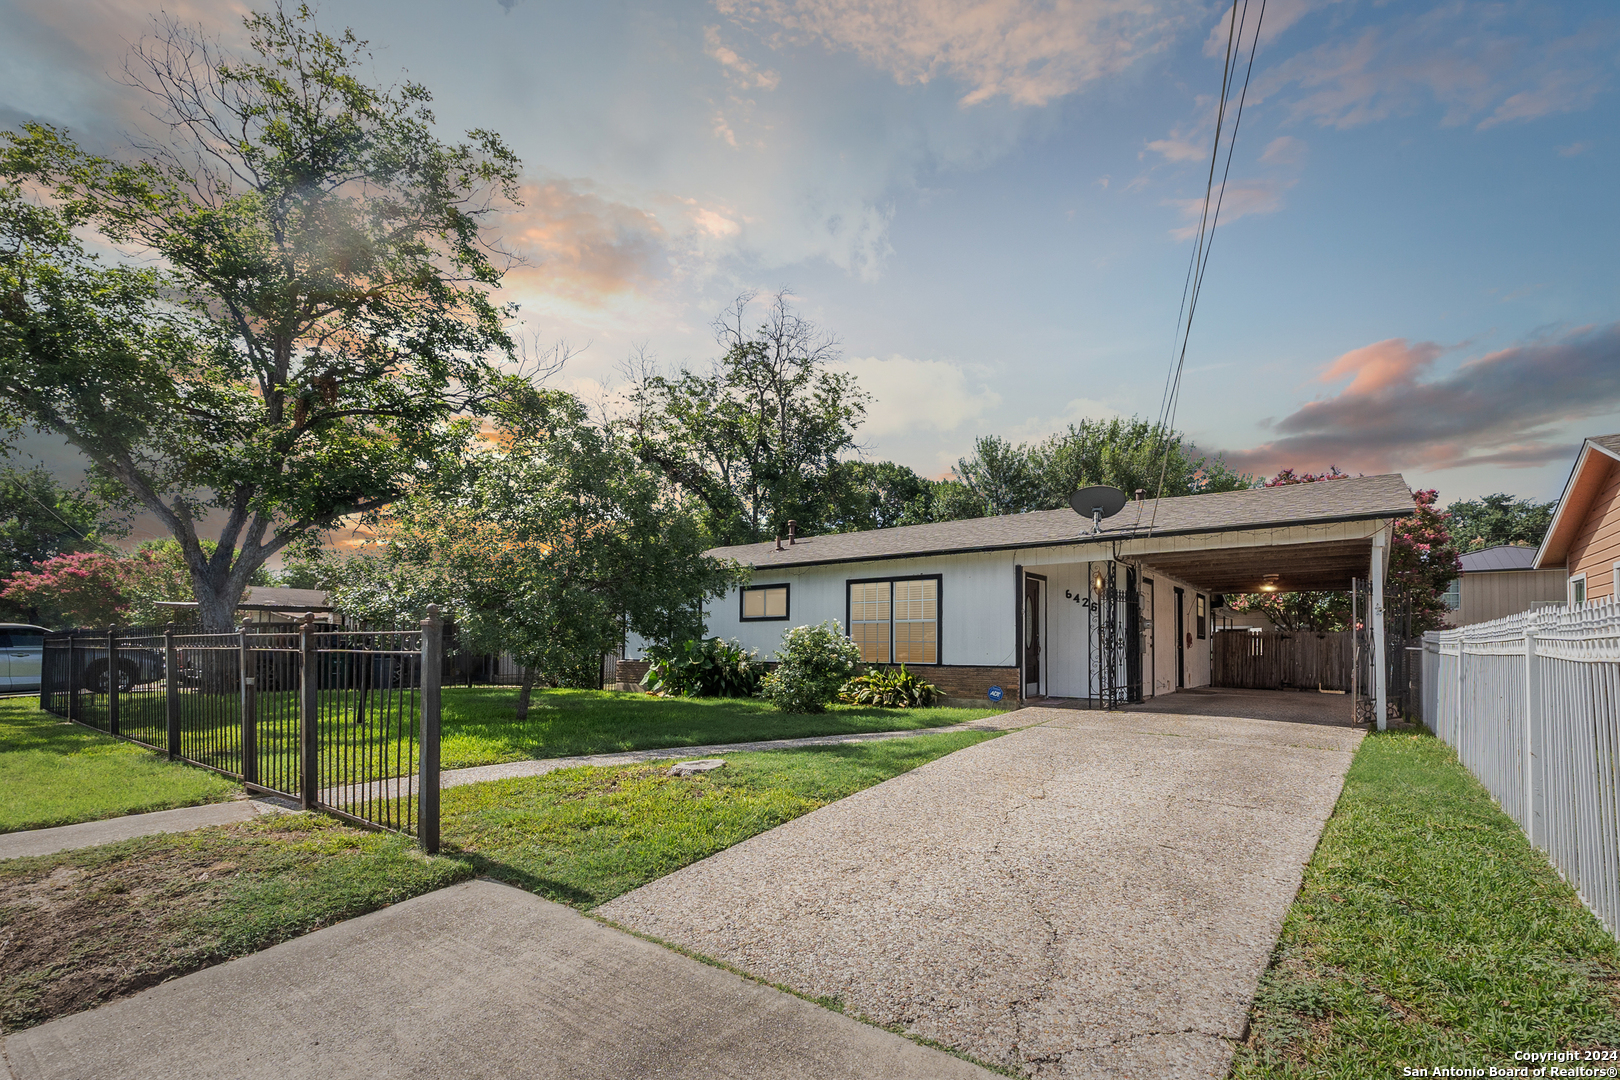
[1091,568,1106,595]
[1260,574,1280,592]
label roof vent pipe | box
[774,535,783,551]
[787,520,798,544]
[1135,489,1146,502]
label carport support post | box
[164,624,179,760]
[1525,626,1543,848]
[299,614,318,811]
[107,627,120,737]
[419,604,442,855]
[1370,531,1389,732]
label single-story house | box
[633,473,1415,714]
[155,585,335,624]
[1535,433,1620,606]
[1443,545,1566,626]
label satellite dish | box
[1069,486,1128,520]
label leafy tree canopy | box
[944,417,1253,519]
[623,291,868,546]
[1445,492,1555,551]
[330,390,744,711]
[0,4,522,630]
[0,464,114,587]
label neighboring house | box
[1444,545,1567,627]
[155,585,335,624]
[1535,434,1620,606]
[632,474,1414,709]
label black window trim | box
[1196,593,1207,640]
[843,573,944,666]
[739,583,792,622]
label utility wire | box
[1147,0,1268,533]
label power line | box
[1148,0,1268,532]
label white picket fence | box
[1422,598,1620,935]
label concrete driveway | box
[599,698,1363,1079]
[5,879,993,1080]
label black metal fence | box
[40,609,443,851]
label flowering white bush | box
[761,620,862,713]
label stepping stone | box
[668,759,725,777]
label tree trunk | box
[516,666,535,720]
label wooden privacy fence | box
[40,608,445,852]
[1422,599,1620,936]
[1212,629,1353,691]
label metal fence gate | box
[1421,599,1620,936]
[40,608,444,851]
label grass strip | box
[443,729,1000,908]
[0,813,471,1033]
[0,700,238,833]
[437,686,1004,768]
[1230,729,1620,1078]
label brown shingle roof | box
[708,473,1414,569]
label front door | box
[1024,574,1044,698]
[1174,587,1186,689]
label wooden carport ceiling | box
[1136,538,1374,594]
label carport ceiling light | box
[1260,574,1281,592]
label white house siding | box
[701,550,1019,667]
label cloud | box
[838,354,1000,441]
[1225,325,1620,475]
[1165,178,1294,240]
[715,0,1199,107]
[1259,135,1307,166]
[1254,12,1614,131]
[497,180,671,303]
[1558,141,1593,157]
[705,26,781,91]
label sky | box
[2,0,1617,532]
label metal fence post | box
[1525,625,1543,848]
[419,604,442,854]
[66,633,77,722]
[165,624,180,760]
[240,618,257,786]
[107,627,120,737]
[299,613,318,810]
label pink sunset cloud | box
[1226,324,1620,477]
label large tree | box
[0,465,113,621]
[330,390,743,716]
[0,6,520,630]
[945,417,1252,519]
[623,291,868,545]
[1445,492,1556,551]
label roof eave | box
[1535,439,1620,569]
[720,507,1413,572]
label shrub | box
[642,637,763,698]
[761,621,862,713]
[838,665,942,708]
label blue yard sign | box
[987,685,1004,703]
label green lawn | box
[443,729,1000,908]
[436,686,1003,769]
[1230,729,1620,1078]
[0,700,238,834]
[0,814,470,1033]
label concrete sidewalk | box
[600,704,1364,1080]
[3,878,995,1080]
[0,799,289,861]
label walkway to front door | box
[600,697,1363,1079]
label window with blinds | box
[847,577,939,664]
[741,584,790,621]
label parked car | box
[0,624,48,692]
[16,628,167,694]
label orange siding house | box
[1536,434,1620,605]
